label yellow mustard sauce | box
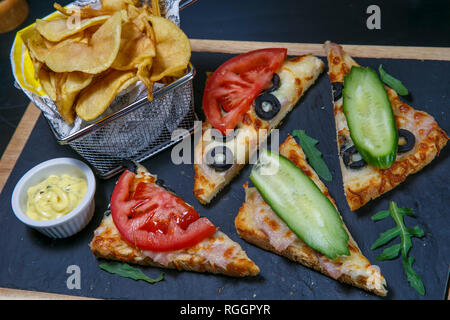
[26,174,87,221]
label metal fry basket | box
[46,64,197,179]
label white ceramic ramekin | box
[11,158,96,238]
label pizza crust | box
[90,215,260,277]
[90,164,260,278]
[324,41,449,211]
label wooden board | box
[1,40,449,299]
[190,40,450,61]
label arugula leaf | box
[376,243,401,261]
[370,201,426,295]
[99,262,164,284]
[407,226,425,238]
[292,130,332,182]
[370,226,401,250]
[371,209,390,221]
[378,65,409,96]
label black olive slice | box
[121,159,138,174]
[210,128,239,142]
[397,129,415,153]
[265,73,280,93]
[343,145,367,169]
[254,93,281,120]
[332,82,344,101]
[206,146,234,172]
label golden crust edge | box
[344,129,448,210]
[324,41,449,211]
[235,197,387,297]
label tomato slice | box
[203,48,287,134]
[111,170,217,252]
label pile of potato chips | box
[21,0,191,124]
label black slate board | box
[0,52,449,300]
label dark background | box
[1,0,450,156]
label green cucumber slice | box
[250,149,349,260]
[343,66,398,169]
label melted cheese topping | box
[251,189,298,252]
[94,214,244,271]
[237,136,387,294]
[245,185,384,286]
[335,92,439,184]
[326,41,448,210]
[143,231,240,269]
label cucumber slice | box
[343,66,398,169]
[250,149,349,259]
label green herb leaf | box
[370,201,426,295]
[389,202,412,258]
[370,226,401,250]
[99,262,164,284]
[378,65,409,96]
[292,130,332,182]
[407,226,425,238]
[376,243,401,261]
[371,209,391,221]
[397,206,414,217]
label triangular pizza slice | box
[194,51,324,204]
[90,163,259,277]
[235,136,387,296]
[324,41,448,211]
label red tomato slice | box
[111,170,217,252]
[203,48,287,134]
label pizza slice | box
[324,41,448,211]
[235,136,387,296]
[193,49,324,204]
[90,163,260,277]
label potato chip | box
[136,58,154,100]
[101,0,127,11]
[111,21,155,70]
[20,28,45,78]
[36,15,110,42]
[40,29,88,52]
[55,72,93,124]
[44,12,122,74]
[21,27,49,62]
[147,16,191,82]
[151,0,161,17]
[75,70,135,121]
[32,59,44,80]
[53,3,72,16]
[118,75,139,92]
[38,68,57,100]
[125,1,142,22]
